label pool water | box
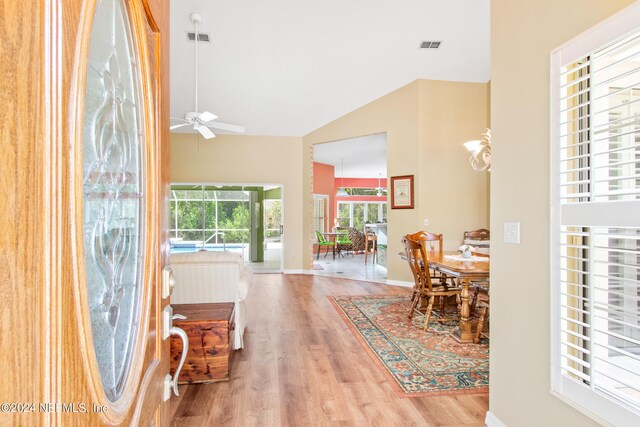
[170,243,246,254]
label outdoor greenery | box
[337,201,387,230]
[336,187,387,196]
[264,200,282,240]
[170,190,250,243]
[338,203,350,228]
[170,188,282,244]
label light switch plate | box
[423,218,429,226]
[504,222,520,244]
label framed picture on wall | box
[390,175,414,209]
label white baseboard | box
[283,269,314,275]
[385,279,414,288]
[485,411,507,427]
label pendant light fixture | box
[376,173,383,197]
[336,159,348,197]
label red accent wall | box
[313,162,335,231]
[339,177,387,188]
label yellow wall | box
[304,79,489,281]
[170,133,305,271]
[417,80,490,253]
[490,0,635,426]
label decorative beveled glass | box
[82,0,146,402]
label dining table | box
[321,231,348,259]
[426,251,490,343]
[400,248,491,343]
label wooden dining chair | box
[408,230,449,281]
[364,228,378,265]
[402,234,461,331]
[463,228,490,255]
[411,230,455,296]
[409,230,444,258]
[463,228,490,240]
[464,228,491,305]
[473,287,490,343]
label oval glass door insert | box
[82,0,146,402]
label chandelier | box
[463,128,491,172]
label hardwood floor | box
[169,274,488,426]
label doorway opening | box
[312,134,388,282]
[169,183,284,272]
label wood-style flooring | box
[169,274,488,426]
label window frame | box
[550,3,640,426]
[336,201,387,229]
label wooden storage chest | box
[170,302,236,384]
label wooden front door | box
[0,0,172,425]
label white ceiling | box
[169,0,490,137]
[313,134,387,178]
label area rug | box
[329,294,489,397]
[312,263,324,270]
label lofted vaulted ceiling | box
[170,0,490,138]
[313,134,387,179]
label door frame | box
[169,182,285,273]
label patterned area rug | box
[329,294,489,397]
[312,263,324,270]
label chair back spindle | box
[409,231,443,258]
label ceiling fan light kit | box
[336,159,349,197]
[170,12,245,139]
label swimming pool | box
[170,243,247,254]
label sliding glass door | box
[170,187,250,256]
[169,184,283,272]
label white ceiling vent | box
[420,41,442,49]
[187,32,210,42]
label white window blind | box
[551,4,640,426]
[313,195,327,233]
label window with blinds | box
[551,4,640,425]
[313,195,327,234]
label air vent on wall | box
[187,32,210,42]
[420,41,442,49]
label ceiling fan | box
[170,12,245,139]
[376,173,384,197]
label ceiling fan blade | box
[170,116,190,123]
[205,121,246,134]
[196,111,217,124]
[170,123,192,130]
[194,124,216,139]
